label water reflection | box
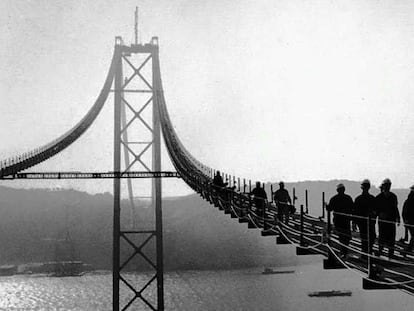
[0,267,412,311]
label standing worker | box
[274,181,292,223]
[353,179,376,260]
[213,171,226,188]
[375,178,400,258]
[212,171,228,209]
[251,182,268,220]
[327,183,354,258]
[402,185,414,255]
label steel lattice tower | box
[113,36,164,311]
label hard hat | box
[336,183,345,190]
[410,184,414,190]
[361,179,370,185]
[382,178,391,185]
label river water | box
[0,262,413,310]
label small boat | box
[308,290,352,297]
[262,268,295,275]
[49,261,85,277]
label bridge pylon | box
[113,36,164,311]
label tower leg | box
[113,45,123,311]
[152,45,164,311]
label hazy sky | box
[1,0,414,197]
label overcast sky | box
[1,0,414,197]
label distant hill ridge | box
[0,180,410,270]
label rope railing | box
[330,236,414,266]
[326,244,414,286]
[277,219,322,238]
[277,224,326,252]
[332,210,412,228]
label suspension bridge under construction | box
[1,32,414,311]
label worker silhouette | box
[213,171,226,188]
[353,179,376,260]
[327,183,353,258]
[212,171,228,209]
[375,178,400,258]
[402,185,414,256]
[274,181,292,224]
[251,182,267,219]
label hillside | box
[0,180,410,271]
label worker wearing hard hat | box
[353,179,377,259]
[402,184,414,255]
[375,178,400,258]
[274,181,292,224]
[327,183,354,258]
[250,181,268,220]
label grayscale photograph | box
[1,1,414,310]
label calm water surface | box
[0,263,413,310]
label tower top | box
[134,6,138,45]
